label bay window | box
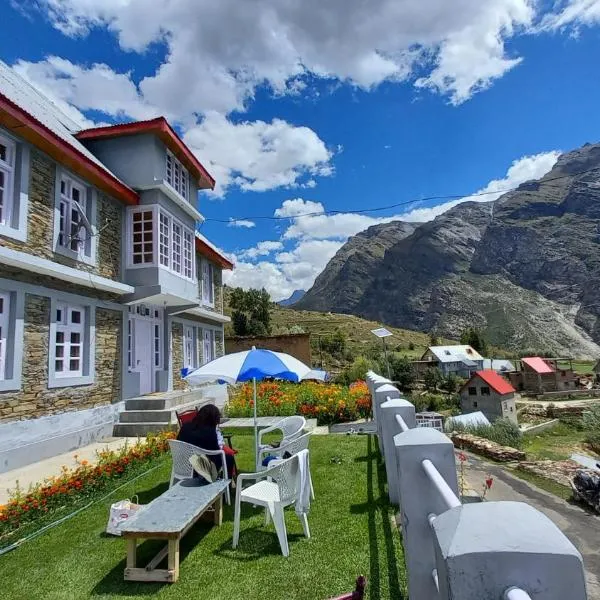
[127,205,195,281]
[166,151,188,200]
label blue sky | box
[2,0,600,299]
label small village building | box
[508,357,577,394]
[419,345,484,378]
[460,369,518,425]
[482,359,515,373]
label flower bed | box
[0,431,174,540]
[225,380,371,425]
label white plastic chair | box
[232,450,310,557]
[168,439,231,504]
[256,416,306,469]
[257,431,315,499]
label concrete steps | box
[113,386,227,437]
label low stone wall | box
[521,419,559,435]
[450,432,526,462]
[517,460,582,488]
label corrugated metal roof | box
[0,61,127,186]
[483,359,515,372]
[447,411,491,428]
[472,369,516,395]
[522,356,554,374]
[426,345,484,363]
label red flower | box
[458,452,467,463]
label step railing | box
[366,371,588,600]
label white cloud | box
[240,240,284,259]
[183,113,333,196]
[36,0,540,112]
[539,0,600,32]
[226,149,559,298]
[227,218,256,229]
[398,150,561,221]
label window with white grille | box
[131,209,154,265]
[183,325,195,369]
[58,174,90,253]
[159,212,170,267]
[172,221,182,274]
[0,135,15,227]
[183,230,193,279]
[0,292,9,380]
[203,329,215,364]
[54,303,85,378]
[201,260,214,306]
[165,151,188,199]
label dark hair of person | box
[193,403,221,428]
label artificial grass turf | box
[0,432,406,600]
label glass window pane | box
[56,346,64,358]
[70,332,81,344]
[55,360,63,372]
[71,310,81,324]
[56,331,64,343]
[70,346,80,358]
[69,359,80,371]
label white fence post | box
[395,428,459,600]
[374,383,400,454]
[380,398,416,505]
[431,501,588,600]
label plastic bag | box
[106,496,142,536]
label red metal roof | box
[468,370,516,395]
[195,234,233,270]
[0,93,139,206]
[522,357,554,374]
[76,117,215,190]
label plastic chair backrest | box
[168,439,200,481]
[266,452,301,505]
[278,431,311,457]
[279,416,306,441]
[177,409,197,427]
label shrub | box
[423,368,443,391]
[451,418,523,449]
[225,380,371,425]
[408,341,415,351]
[389,354,415,391]
[338,356,374,386]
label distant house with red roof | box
[508,357,577,394]
[460,370,518,424]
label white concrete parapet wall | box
[366,372,588,600]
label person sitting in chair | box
[177,404,237,480]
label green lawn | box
[522,422,588,461]
[0,432,406,600]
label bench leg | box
[213,495,223,526]
[126,539,137,569]
[168,539,180,582]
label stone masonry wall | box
[171,321,187,391]
[0,150,123,281]
[0,297,122,422]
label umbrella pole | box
[253,377,258,470]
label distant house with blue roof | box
[420,345,484,378]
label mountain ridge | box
[296,142,600,358]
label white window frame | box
[0,130,29,242]
[127,305,163,374]
[201,259,215,307]
[203,328,215,365]
[48,299,95,388]
[127,205,196,282]
[0,288,24,391]
[0,134,15,229]
[165,151,189,200]
[128,206,157,267]
[183,325,197,370]
[53,169,96,265]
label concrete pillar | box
[394,428,459,600]
[380,398,416,505]
[374,383,400,454]
[431,501,587,600]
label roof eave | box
[0,94,139,206]
[195,237,233,270]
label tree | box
[229,287,272,336]
[460,327,488,355]
[424,368,443,392]
[429,330,440,346]
[389,355,416,391]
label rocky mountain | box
[278,289,306,306]
[296,143,600,357]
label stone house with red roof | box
[0,61,233,471]
[508,357,577,394]
[460,369,518,425]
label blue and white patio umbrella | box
[185,347,311,462]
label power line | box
[204,163,600,225]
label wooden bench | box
[120,478,229,583]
